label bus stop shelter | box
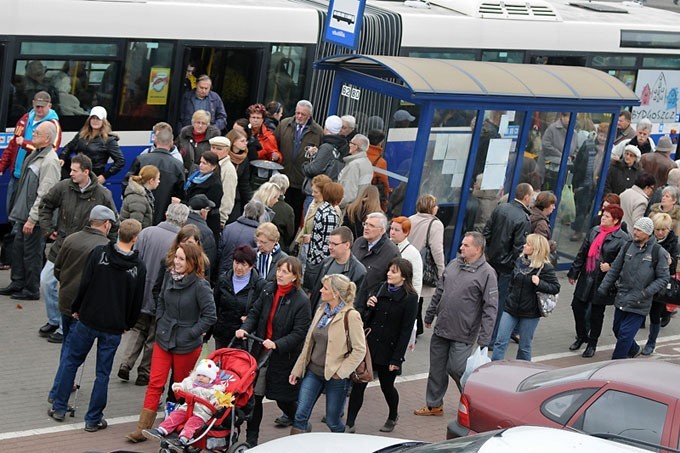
[315,54,640,268]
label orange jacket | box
[367,144,390,210]
[255,124,281,162]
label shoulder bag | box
[536,266,558,317]
[421,219,439,287]
[343,310,373,383]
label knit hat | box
[324,115,342,135]
[633,217,654,236]
[656,136,674,153]
[195,359,218,382]
[624,144,641,162]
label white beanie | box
[195,359,218,382]
[324,115,342,135]
[633,217,654,236]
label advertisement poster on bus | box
[323,0,366,50]
[632,69,680,122]
[147,67,170,105]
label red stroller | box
[155,346,259,453]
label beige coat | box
[408,212,446,298]
[291,303,366,381]
[219,156,238,225]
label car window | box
[519,362,609,391]
[573,390,667,449]
[541,388,598,425]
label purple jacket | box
[178,90,227,132]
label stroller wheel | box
[227,440,251,453]
[160,449,172,453]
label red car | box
[448,360,680,452]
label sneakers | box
[379,417,398,432]
[39,323,58,338]
[47,408,65,422]
[414,405,443,416]
[274,414,292,427]
[118,365,130,381]
[84,418,108,432]
[47,332,64,343]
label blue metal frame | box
[402,104,436,216]
[548,114,578,227]
[592,111,620,220]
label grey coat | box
[598,237,670,316]
[218,216,259,276]
[9,145,61,224]
[425,255,498,347]
[120,179,154,229]
[155,272,216,354]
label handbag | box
[421,219,439,287]
[656,277,680,305]
[343,310,373,384]
[536,266,558,317]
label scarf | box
[318,301,345,329]
[229,150,247,166]
[170,269,186,281]
[257,243,280,277]
[266,282,294,340]
[586,224,621,273]
[184,169,213,190]
[387,283,401,293]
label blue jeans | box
[490,271,513,346]
[48,315,78,401]
[293,371,349,432]
[611,308,644,359]
[51,321,121,424]
[41,260,61,333]
[491,312,540,361]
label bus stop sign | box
[323,0,367,50]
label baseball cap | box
[187,194,216,210]
[33,91,51,107]
[89,205,116,222]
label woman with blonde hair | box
[491,234,560,361]
[176,109,220,174]
[252,182,282,222]
[58,106,125,182]
[344,186,382,240]
[290,274,366,434]
[649,186,680,237]
[120,165,160,229]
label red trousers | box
[159,408,206,439]
[143,344,202,411]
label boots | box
[642,324,661,356]
[290,426,306,435]
[126,408,156,443]
[246,430,259,447]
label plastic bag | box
[461,346,490,389]
[558,184,576,225]
[407,320,417,353]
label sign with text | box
[323,0,367,50]
[632,69,680,122]
[147,67,170,105]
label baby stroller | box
[155,339,264,453]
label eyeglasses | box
[329,241,347,247]
[349,142,359,147]
[362,222,381,229]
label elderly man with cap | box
[208,136,238,229]
[612,118,656,160]
[598,216,669,359]
[604,144,642,196]
[393,109,415,128]
[301,115,348,192]
[48,205,116,403]
[185,194,217,282]
[641,136,676,187]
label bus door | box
[179,45,264,132]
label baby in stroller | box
[145,359,227,445]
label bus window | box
[529,55,586,66]
[265,45,308,118]
[481,50,524,63]
[407,50,477,61]
[642,56,680,69]
[117,41,175,131]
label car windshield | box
[518,362,610,391]
[377,431,500,452]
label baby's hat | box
[195,359,218,382]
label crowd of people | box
[3,85,679,446]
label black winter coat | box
[240,282,311,402]
[568,226,629,305]
[214,269,266,343]
[603,160,641,196]
[363,284,418,368]
[184,171,224,239]
[483,200,531,273]
[176,124,221,174]
[658,230,680,275]
[504,257,560,319]
[59,134,125,180]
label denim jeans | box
[51,321,121,425]
[293,371,349,432]
[491,312,540,361]
[489,271,513,346]
[41,260,61,333]
[611,308,644,359]
[48,314,78,401]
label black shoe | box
[48,408,65,422]
[569,339,585,351]
[84,418,108,432]
[0,284,22,295]
[628,343,641,358]
[11,290,40,300]
[582,344,596,358]
[274,414,292,427]
[135,375,149,386]
[118,365,130,381]
[39,323,59,338]
[661,313,672,328]
[379,417,398,432]
[47,332,63,343]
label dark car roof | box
[590,360,680,396]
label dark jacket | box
[219,216,259,276]
[363,284,418,368]
[352,234,401,307]
[71,243,146,334]
[603,159,641,196]
[155,271,217,354]
[504,257,560,319]
[176,124,221,174]
[309,254,367,308]
[241,283,311,402]
[271,197,295,252]
[658,230,680,275]
[568,225,629,305]
[213,268,266,343]
[120,179,154,229]
[302,134,348,192]
[231,155,253,219]
[185,212,217,283]
[483,200,531,273]
[184,171,223,238]
[126,147,185,225]
[59,134,125,180]
[275,117,323,189]
[599,237,670,316]
[39,174,118,262]
[178,90,227,133]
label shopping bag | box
[461,346,490,388]
[407,320,417,353]
[558,184,576,225]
